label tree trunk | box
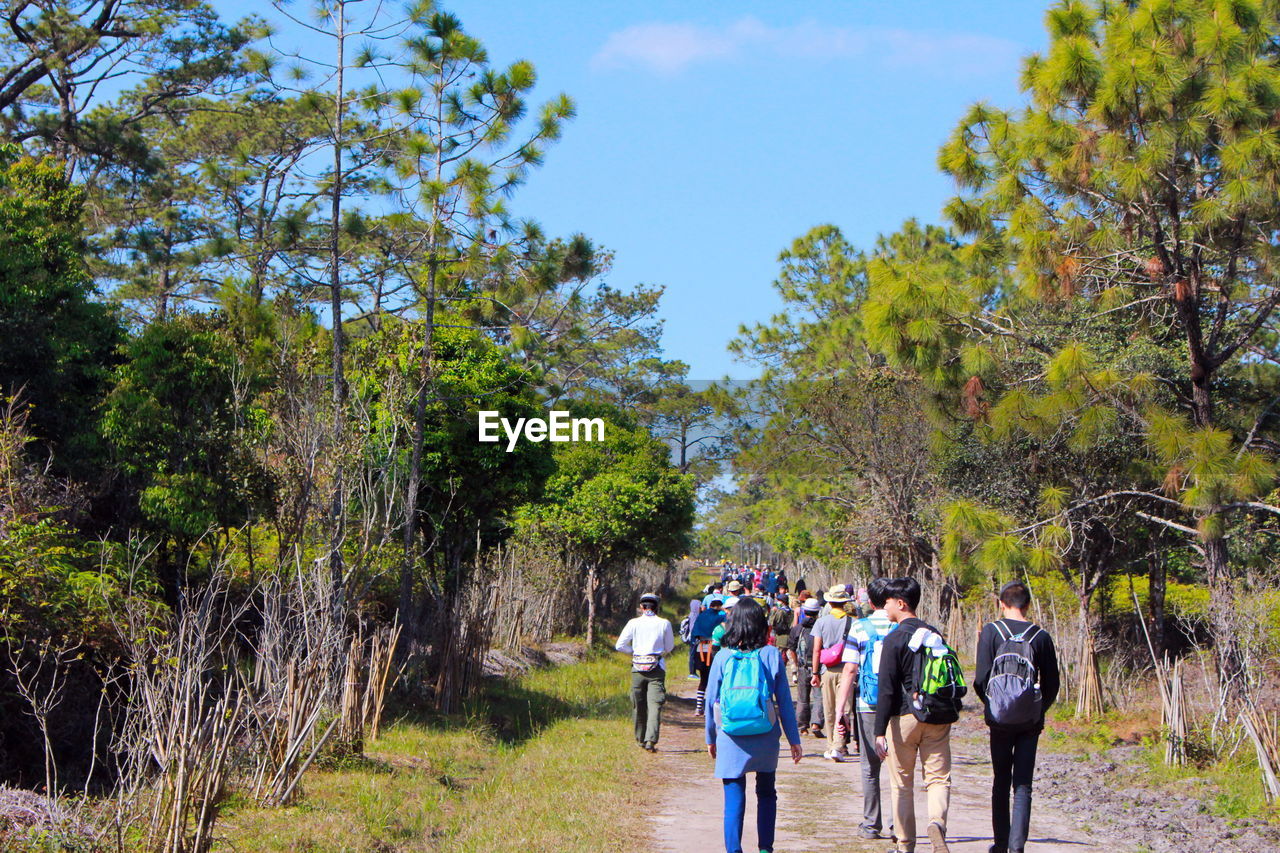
[399,252,440,638]
[1147,550,1166,656]
[1203,534,1246,701]
[585,563,599,647]
[1075,594,1103,718]
[328,0,348,622]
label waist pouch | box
[632,654,661,673]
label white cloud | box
[591,16,1020,78]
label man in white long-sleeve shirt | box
[615,592,675,752]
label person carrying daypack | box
[790,597,825,736]
[836,576,897,840]
[810,584,855,762]
[704,597,803,853]
[873,577,964,853]
[615,592,675,753]
[975,580,1060,853]
[691,598,727,716]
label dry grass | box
[213,651,651,853]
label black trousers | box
[793,666,823,731]
[989,727,1040,853]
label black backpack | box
[985,620,1043,730]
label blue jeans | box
[722,771,776,853]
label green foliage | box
[0,520,149,645]
[520,408,695,569]
[102,313,274,543]
[0,148,124,475]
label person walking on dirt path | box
[836,576,898,840]
[975,580,1060,853]
[704,581,727,609]
[704,597,803,853]
[768,594,791,665]
[691,598,727,716]
[792,596,824,736]
[615,592,675,752]
[686,592,705,679]
[873,577,956,853]
[810,584,855,762]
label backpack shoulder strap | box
[1022,624,1042,643]
[992,619,1013,641]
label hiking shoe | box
[809,724,824,737]
[927,822,949,853]
[643,742,657,752]
[859,827,881,839]
[686,674,699,681]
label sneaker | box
[809,724,824,737]
[927,821,949,853]
[643,742,657,752]
[822,749,843,762]
[686,674,699,681]
[859,828,881,839]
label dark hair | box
[999,580,1032,611]
[867,576,890,609]
[883,577,921,611]
[720,597,768,651]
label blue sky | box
[228,0,1050,378]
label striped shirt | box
[841,609,896,712]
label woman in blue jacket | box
[705,597,803,853]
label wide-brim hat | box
[725,580,744,592]
[723,596,740,608]
[825,584,852,603]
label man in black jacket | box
[974,580,1060,853]
[872,577,953,853]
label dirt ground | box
[648,674,1107,853]
[644,670,1280,853]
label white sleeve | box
[662,620,675,654]
[616,620,635,654]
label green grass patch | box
[215,650,649,852]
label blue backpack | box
[715,649,777,736]
[856,618,893,709]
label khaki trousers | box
[820,669,851,752]
[886,714,951,851]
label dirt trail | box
[648,674,1111,853]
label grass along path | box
[215,652,657,852]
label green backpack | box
[910,638,967,724]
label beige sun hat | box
[824,584,852,604]
[725,580,744,592]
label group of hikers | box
[615,570,1060,853]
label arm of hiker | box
[773,648,803,750]
[974,622,995,704]
[704,651,722,748]
[836,659,856,715]
[873,634,900,738]
[1039,632,1061,711]
[809,622,823,686]
[615,620,634,654]
[661,620,675,656]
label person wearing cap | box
[691,598,727,716]
[791,596,825,736]
[615,592,675,752]
[810,583,856,761]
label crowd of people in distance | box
[616,563,1060,853]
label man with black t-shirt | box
[974,581,1060,853]
[873,577,954,853]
